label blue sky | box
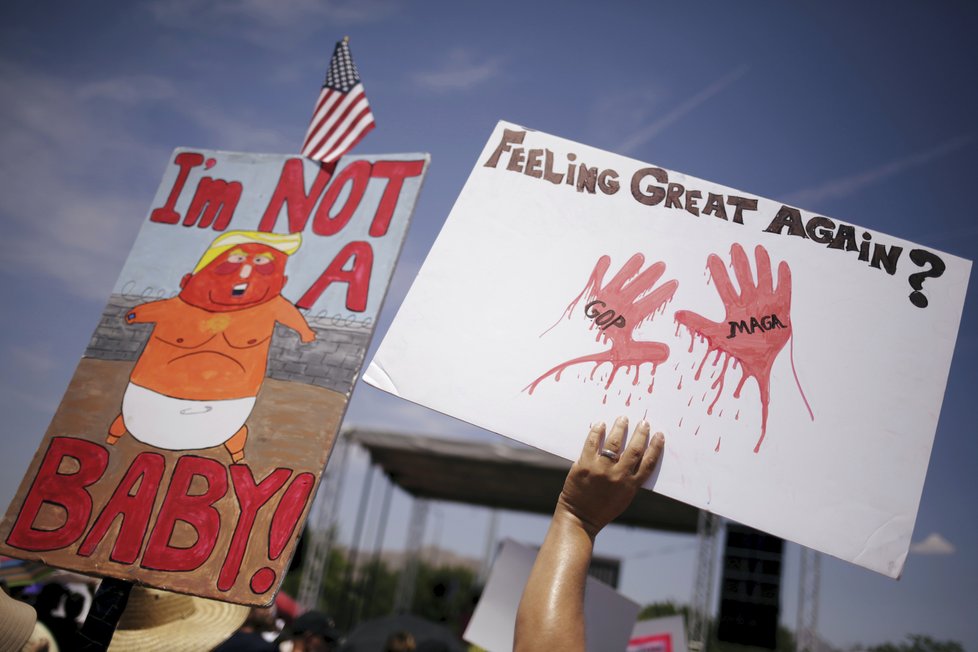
[1,1,976,648]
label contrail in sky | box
[617,64,750,154]
[784,133,975,207]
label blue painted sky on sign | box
[0,1,975,648]
[112,150,424,320]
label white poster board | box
[365,121,971,578]
[463,539,640,652]
[629,615,688,652]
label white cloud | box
[909,532,956,555]
[0,58,296,299]
[590,87,669,141]
[616,64,749,154]
[146,0,399,46]
[8,345,58,377]
[784,134,975,207]
[77,75,179,104]
[0,61,149,299]
[411,50,503,93]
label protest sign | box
[463,539,640,652]
[0,149,428,605]
[628,615,688,652]
[364,121,971,578]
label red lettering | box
[258,158,335,233]
[183,177,242,230]
[76,452,165,564]
[367,160,425,237]
[312,160,371,236]
[6,438,108,552]
[268,473,314,560]
[141,456,227,572]
[296,241,373,311]
[150,152,205,224]
[217,466,292,592]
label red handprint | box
[526,253,678,394]
[675,243,812,452]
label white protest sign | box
[364,121,971,578]
[463,539,640,652]
[628,615,688,652]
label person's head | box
[242,605,276,632]
[415,641,451,652]
[286,611,340,652]
[106,585,247,651]
[385,630,416,652]
[179,231,301,312]
[33,585,65,614]
[21,621,57,652]
[63,591,85,621]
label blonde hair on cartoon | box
[192,230,302,274]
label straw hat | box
[108,586,248,652]
[0,587,37,652]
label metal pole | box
[479,509,499,583]
[297,432,352,612]
[359,477,395,620]
[795,547,822,652]
[393,497,430,613]
[339,462,375,630]
[688,511,720,652]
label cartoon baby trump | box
[107,230,316,463]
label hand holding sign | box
[675,243,802,452]
[558,417,665,538]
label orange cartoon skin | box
[107,231,315,463]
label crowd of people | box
[0,416,664,651]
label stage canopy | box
[345,428,699,534]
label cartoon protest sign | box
[364,121,970,578]
[0,148,429,604]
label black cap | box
[291,611,341,642]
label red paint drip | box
[707,354,730,415]
[715,437,721,452]
[674,244,797,453]
[527,254,678,395]
[790,334,815,421]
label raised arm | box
[275,297,316,343]
[124,298,176,325]
[514,417,664,652]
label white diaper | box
[121,383,256,450]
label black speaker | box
[717,523,783,648]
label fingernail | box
[653,432,665,446]
[592,421,606,431]
[638,420,650,432]
[616,415,628,426]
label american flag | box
[301,38,375,163]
